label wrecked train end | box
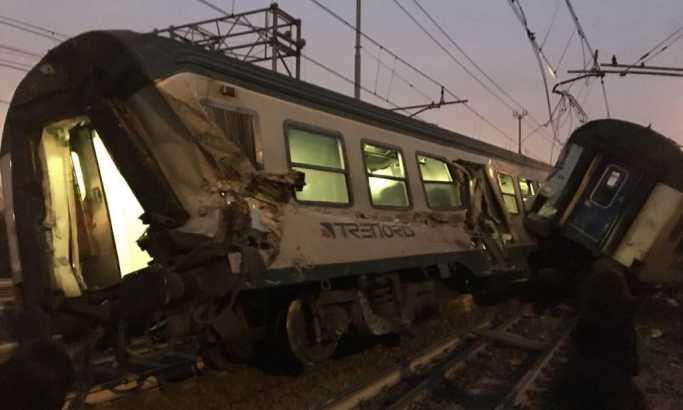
[524,119,683,284]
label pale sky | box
[1,0,682,162]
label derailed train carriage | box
[0,30,549,365]
[525,119,683,290]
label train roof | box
[4,30,549,171]
[569,119,683,190]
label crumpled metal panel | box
[136,73,300,267]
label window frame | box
[589,164,629,209]
[283,120,353,207]
[361,139,413,210]
[497,172,521,215]
[415,151,464,211]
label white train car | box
[1,31,548,364]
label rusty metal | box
[153,3,305,78]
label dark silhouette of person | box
[562,257,646,410]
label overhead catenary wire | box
[305,0,518,146]
[540,0,563,49]
[0,62,28,73]
[641,30,683,63]
[360,50,433,102]
[0,15,68,39]
[301,53,405,110]
[506,0,557,145]
[621,24,683,75]
[0,44,42,59]
[563,0,610,118]
[0,58,31,68]
[0,20,63,42]
[408,0,556,143]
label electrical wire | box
[632,24,683,65]
[540,0,563,49]
[305,0,517,144]
[0,15,68,39]
[621,26,683,75]
[0,44,42,59]
[506,0,558,144]
[0,20,62,42]
[563,0,610,118]
[409,0,555,141]
[554,30,576,74]
[363,48,432,101]
[301,53,405,109]
[0,62,28,72]
[0,58,30,68]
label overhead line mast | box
[354,0,361,99]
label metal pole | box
[271,3,278,72]
[295,19,302,79]
[354,0,362,99]
[513,110,528,154]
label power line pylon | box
[153,3,305,79]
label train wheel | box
[285,299,338,365]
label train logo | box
[320,222,416,239]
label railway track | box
[325,306,575,410]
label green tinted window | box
[363,143,409,208]
[368,177,409,207]
[417,155,461,209]
[288,128,345,170]
[364,143,405,178]
[519,177,531,197]
[503,194,519,214]
[418,155,453,182]
[287,126,349,205]
[424,183,461,209]
[497,173,519,214]
[498,174,516,195]
[293,167,349,204]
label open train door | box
[455,160,512,269]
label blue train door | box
[564,157,642,252]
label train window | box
[537,143,584,218]
[497,173,519,214]
[287,126,350,205]
[207,107,259,168]
[590,165,628,208]
[417,155,461,209]
[518,177,536,204]
[362,142,410,208]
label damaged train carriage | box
[525,119,683,289]
[1,30,548,364]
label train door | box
[564,157,643,252]
[69,126,121,288]
[456,160,511,266]
[40,120,152,295]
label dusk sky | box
[1,0,682,162]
